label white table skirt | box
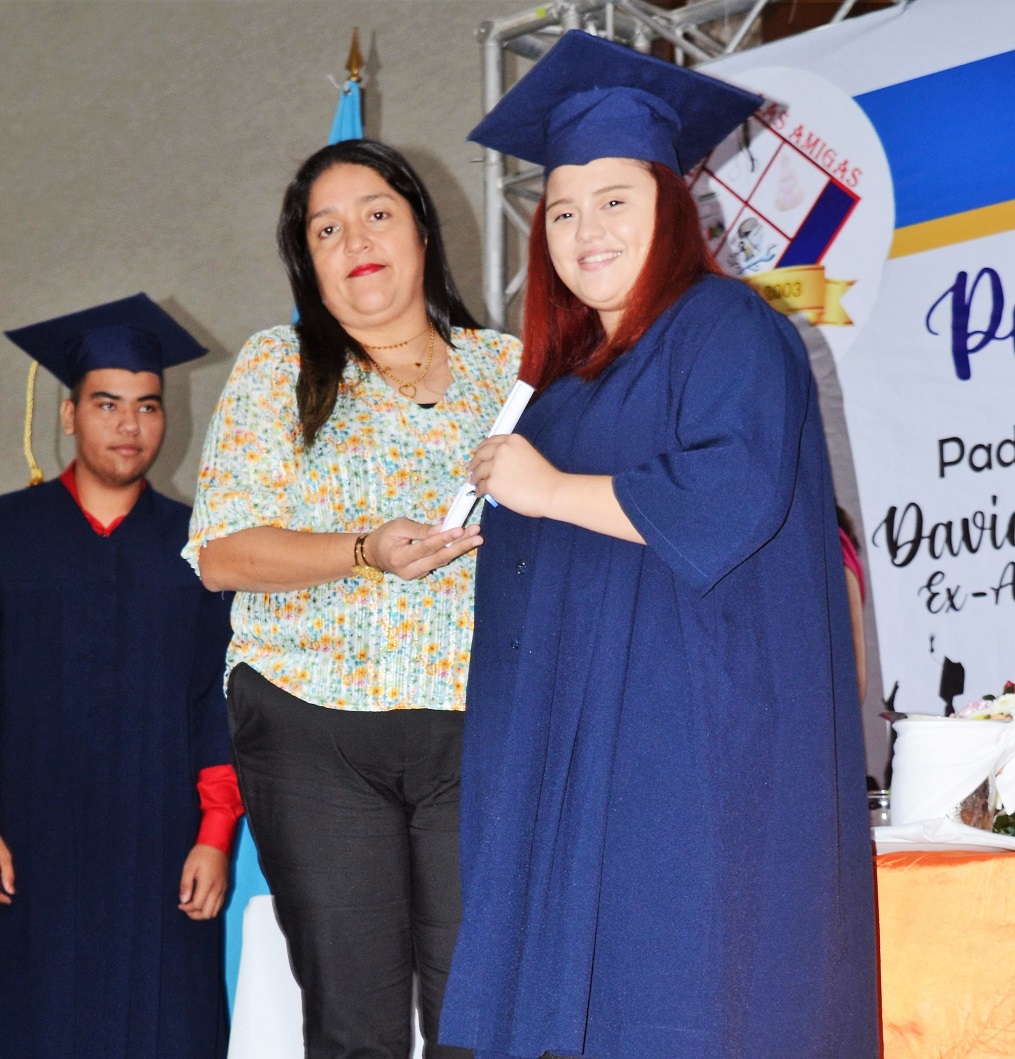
[228,895,425,1059]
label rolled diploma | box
[441,380,535,530]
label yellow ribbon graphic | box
[744,265,855,326]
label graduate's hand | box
[0,834,14,906]
[468,436,645,543]
[362,518,482,581]
[178,844,228,920]
[468,434,562,518]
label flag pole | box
[328,28,364,145]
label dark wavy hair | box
[277,139,479,446]
[521,161,720,392]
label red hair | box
[521,162,720,392]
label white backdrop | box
[704,0,1015,771]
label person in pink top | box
[838,504,867,701]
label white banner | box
[704,0,1015,753]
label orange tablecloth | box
[877,849,1015,1057]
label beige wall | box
[0,0,523,501]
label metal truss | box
[477,0,907,328]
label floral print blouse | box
[185,324,521,711]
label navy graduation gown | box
[0,479,233,1059]
[442,275,879,1059]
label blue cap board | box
[469,30,763,175]
[4,293,207,389]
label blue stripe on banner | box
[777,181,857,268]
[855,49,1015,229]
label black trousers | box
[228,664,472,1059]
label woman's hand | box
[363,520,482,581]
[467,435,563,518]
[199,521,481,592]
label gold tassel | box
[346,28,363,82]
[23,361,45,486]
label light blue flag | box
[328,80,363,144]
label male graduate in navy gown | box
[0,294,243,1059]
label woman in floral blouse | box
[186,140,519,1059]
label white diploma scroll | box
[441,380,535,530]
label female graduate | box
[440,31,879,1059]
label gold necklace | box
[368,324,435,399]
[361,325,429,352]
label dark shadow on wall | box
[151,297,235,505]
[403,147,487,328]
[794,316,891,785]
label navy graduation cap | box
[5,292,207,389]
[468,30,763,175]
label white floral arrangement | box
[951,682,1015,834]
[955,681,1015,721]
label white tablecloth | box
[228,895,425,1059]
